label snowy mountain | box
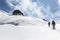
[0,12,60,40]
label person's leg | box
[53,25,55,30]
[48,24,50,27]
[49,25,50,27]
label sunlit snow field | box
[0,12,60,40]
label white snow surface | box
[0,13,60,40]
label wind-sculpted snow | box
[0,11,47,26]
[0,15,47,26]
[0,14,60,40]
[0,12,60,40]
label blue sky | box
[0,0,12,12]
[33,0,59,12]
[0,0,59,13]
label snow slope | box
[0,13,60,40]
